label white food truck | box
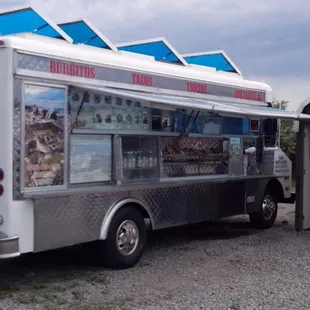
[0,27,309,269]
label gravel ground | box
[1,203,310,310]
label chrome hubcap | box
[116,220,139,256]
[262,195,276,220]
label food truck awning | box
[116,37,188,66]
[72,85,310,121]
[0,6,72,43]
[58,19,118,52]
[182,50,242,75]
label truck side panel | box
[0,47,14,237]
[32,178,267,253]
[0,58,35,255]
[12,77,34,254]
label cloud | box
[256,76,310,110]
[0,0,309,110]
[20,0,310,38]
[27,0,310,34]
[26,0,309,77]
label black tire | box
[249,189,278,229]
[99,206,147,269]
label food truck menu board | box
[69,88,150,132]
[70,135,112,184]
[23,84,66,188]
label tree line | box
[272,99,296,158]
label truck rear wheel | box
[100,206,147,269]
[249,190,278,229]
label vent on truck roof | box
[182,50,242,76]
[0,5,244,76]
[58,19,118,52]
[0,5,72,43]
[116,37,188,66]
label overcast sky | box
[2,0,310,110]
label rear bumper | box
[0,233,20,259]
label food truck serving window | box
[69,89,151,132]
[69,87,248,136]
[263,118,278,147]
[70,135,112,184]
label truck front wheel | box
[99,206,147,269]
[249,190,278,229]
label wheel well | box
[128,202,152,221]
[100,200,153,240]
[266,179,284,201]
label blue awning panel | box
[117,38,188,66]
[183,51,241,75]
[58,19,117,51]
[0,6,72,42]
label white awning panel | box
[71,84,310,121]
